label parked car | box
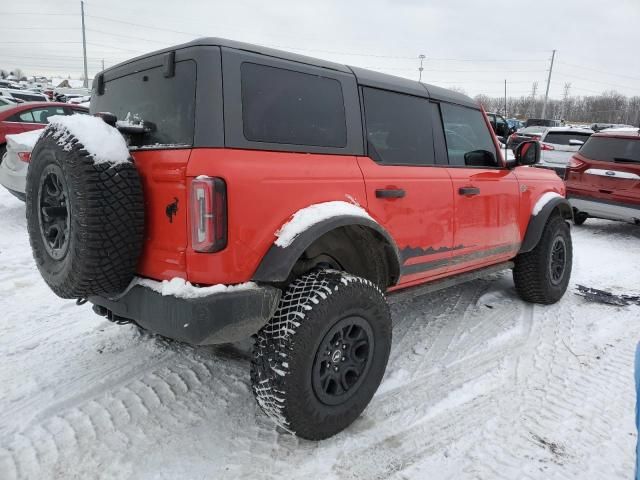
[0,88,49,103]
[565,129,640,225]
[0,97,17,107]
[0,101,89,183]
[525,118,561,128]
[506,125,547,150]
[24,37,573,441]
[590,122,634,132]
[507,118,525,132]
[0,129,42,200]
[485,112,511,139]
[534,127,594,175]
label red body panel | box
[566,151,640,208]
[133,144,565,291]
[357,156,454,284]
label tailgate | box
[132,149,191,280]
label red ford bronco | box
[25,38,573,440]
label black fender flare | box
[519,197,573,253]
[252,215,402,286]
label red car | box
[0,102,89,157]
[565,129,640,225]
[23,38,573,440]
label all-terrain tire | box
[513,214,572,304]
[25,125,145,299]
[251,270,391,440]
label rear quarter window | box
[580,137,640,164]
[240,62,347,148]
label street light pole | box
[418,54,425,82]
[81,1,88,88]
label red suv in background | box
[565,129,640,225]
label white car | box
[0,129,44,200]
[536,127,593,174]
[0,88,49,103]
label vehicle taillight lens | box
[568,158,586,169]
[190,177,227,253]
[541,143,555,151]
[17,152,31,162]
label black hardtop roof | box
[103,37,477,109]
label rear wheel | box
[251,270,391,440]
[513,214,572,304]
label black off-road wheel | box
[25,125,145,299]
[251,270,391,440]
[513,214,572,304]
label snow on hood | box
[135,277,258,299]
[5,128,45,151]
[532,192,563,216]
[274,200,374,248]
[47,115,130,164]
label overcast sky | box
[2,0,639,99]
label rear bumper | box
[0,159,26,196]
[568,195,640,224]
[89,283,281,345]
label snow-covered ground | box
[0,186,638,479]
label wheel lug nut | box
[341,357,346,361]
[334,366,339,372]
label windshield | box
[91,60,196,148]
[580,136,640,164]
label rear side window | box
[544,131,591,145]
[440,103,497,167]
[241,63,347,147]
[580,137,640,164]
[12,92,45,102]
[30,106,67,123]
[362,87,434,166]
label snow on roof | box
[599,127,640,135]
[5,128,46,151]
[274,200,374,248]
[47,115,130,164]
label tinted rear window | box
[362,87,434,166]
[241,62,347,147]
[544,131,591,145]
[91,60,196,147]
[12,92,45,102]
[580,136,640,164]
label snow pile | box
[275,200,374,248]
[532,191,563,215]
[47,115,130,164]
[5,128,45,151]
[135,277,257,299]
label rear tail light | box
[17,152,31,162]
[567,158,586,169]
[190,177,227,253]
[541,143,555,151]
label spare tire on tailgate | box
[25,116,145,299]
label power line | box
[86,28,170,45]
[557,61,640,82]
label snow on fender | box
[532,192,564,216]
[274,200,375,248]
[25,115,145,299]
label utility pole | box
[504,79,507,117]
[102,59,105,72]
[527,81,538,117]
[541,49,556,119]
[81,0,88,88]
[418,54,426,82]
[560,82,571,122]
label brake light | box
[190,177,227,253]
[541,143,555,151]
[17,152,31,162]
[567,158,586,169]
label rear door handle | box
[375,188,406,199]
[458,187,480,196]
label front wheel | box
[513,214,573,304]
[250,270,391,440]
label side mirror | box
[569,139,584,146]
[514,140,540,166]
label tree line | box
[474,90,640,125]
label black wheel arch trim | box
[252,215,401,286]
[519,197,573,253]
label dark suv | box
[24,37,573,440]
